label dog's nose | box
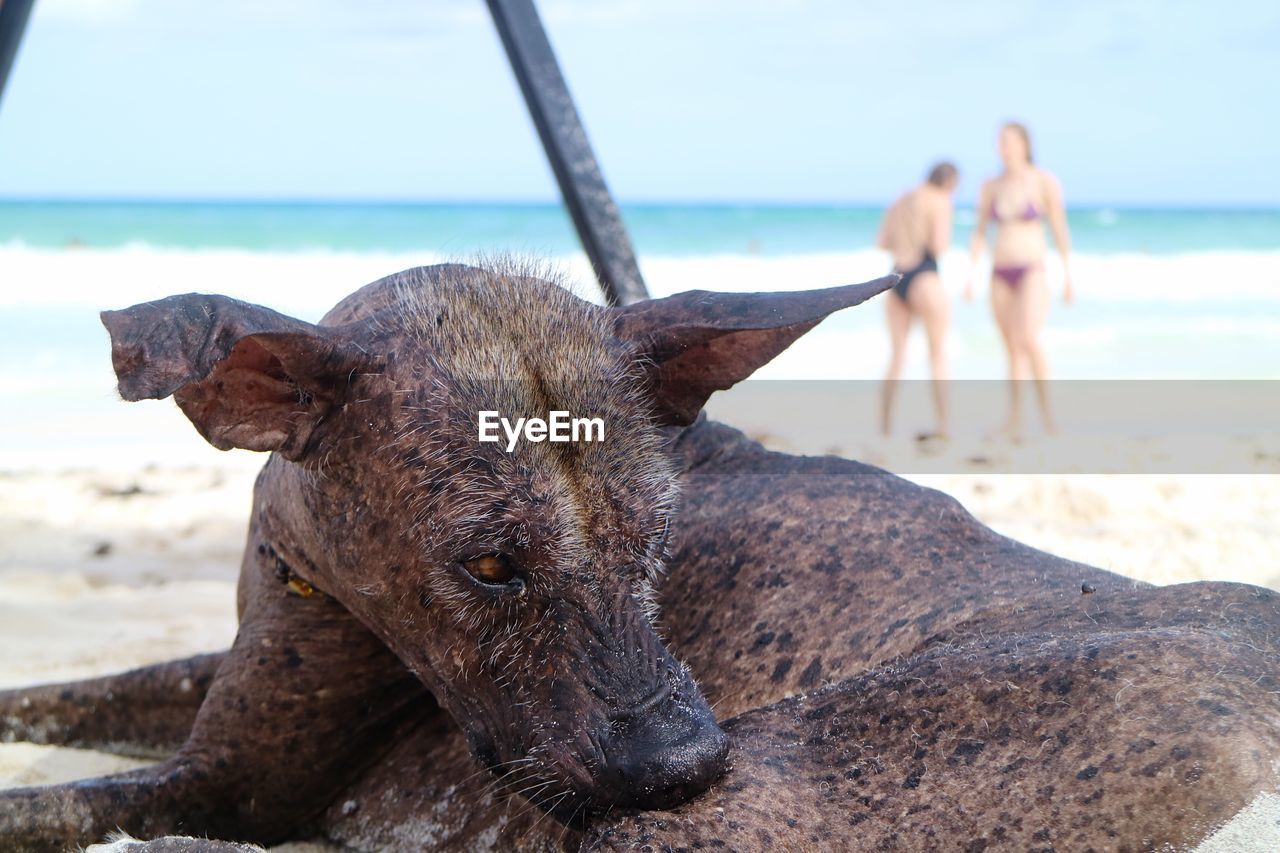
[609,720,730,809]
[598,689,731,810]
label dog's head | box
[101,261,892,816]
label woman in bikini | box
[968,122,1074,438]
[877,161,959,439]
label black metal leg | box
[486,0,649,305]
[0,0,35,111]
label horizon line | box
[0,195,1277,213]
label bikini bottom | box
[992,262,1043,290]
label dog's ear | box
[612,276,897,426]
[101,293,373,459]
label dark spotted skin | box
[311,420,1279,851]
[662,420,1125,717]
[132,420,1280,852]
[1,269,1277,851]
[581,422,1278,850]
[589,625,1277,851]
[3,423,1277,852]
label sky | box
[0,0,1277,206]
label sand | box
[1,439,1277,849]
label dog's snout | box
[597,686,730,810]
[608,720,730,810]
[607,679,672,724]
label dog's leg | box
[0,653,225,758]
[0,539,429,852]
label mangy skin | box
[1,266,1277,852]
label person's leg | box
[1016,268,1057,432]
[910,272,950,437]
[880,291,912,436]
[990,278,1024,438]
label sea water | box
[0,201,1276,467]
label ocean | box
[0,200,1277,467]
[3,200,1280,256]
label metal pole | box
[486,0,649,305]
[0,0,36,111]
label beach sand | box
[1,438,1277,849]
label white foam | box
[2,244,1278,314]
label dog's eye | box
[462,554,518,586]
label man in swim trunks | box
[877,161,959,439]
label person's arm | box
[1043,171,1074,304]
[966,182,992,302]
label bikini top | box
[989,197,1042,223]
